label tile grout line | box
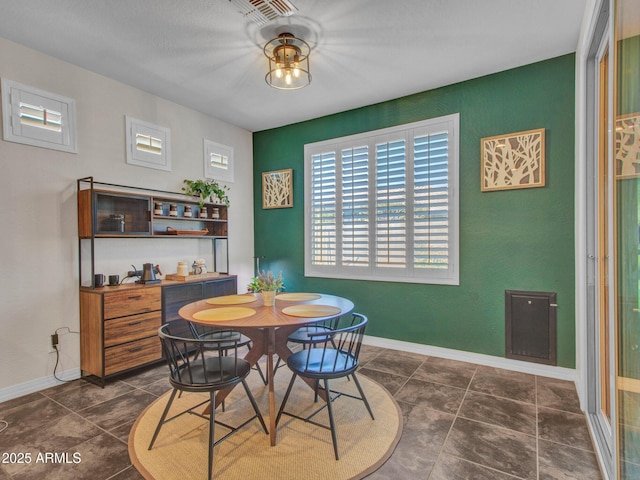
[425,364,477,479]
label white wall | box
[0,38,255,396]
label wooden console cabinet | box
[80,284,162,382]
[80,275,237,384]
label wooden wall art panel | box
[481,128,545,192]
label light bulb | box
[293,66,300,77]
[276,68,282,78]
[285,71,292,85]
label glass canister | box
[169,204,178,217]
[177,261,188,277]
[199,206,208,219]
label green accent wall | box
[253,54,576,368]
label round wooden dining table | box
[178,292,355,446]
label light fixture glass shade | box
[264,33,311,90]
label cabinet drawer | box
[104,312,161,348]
[103,287,161,319]
[104,336,162,376]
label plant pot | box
[262,290,276,306]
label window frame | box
[204,139,234,183]
[304,113,460,285]
[125,116,171,171]
[1,78,77,153]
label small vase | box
[262,290,276,306]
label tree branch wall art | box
[481,128,545,192]
[615,113,640,178]
[262,168,293,209]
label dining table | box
[178,291,355,446]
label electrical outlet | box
[48,333,59,353]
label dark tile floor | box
[0,346,603,479]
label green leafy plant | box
[247,276,261,293]
[182,179,230,208]
[249,270,284,292]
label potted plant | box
[250,270,284,305]
[182,179,230,208]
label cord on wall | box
[51,326,79,383]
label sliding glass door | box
[614,1,640,476]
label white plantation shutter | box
[413,131,450,270]
[376,138,407,270]
[305,114,459,285]
[1,78,77,153]
[341,146,369,267]
[310,151,337,266]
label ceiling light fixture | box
[263,32,311,90]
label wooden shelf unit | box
[77,177,229,289]
[77,180,228,239]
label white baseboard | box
[0,368,81,404]
[363,335,576,382]
[0,338,575,404]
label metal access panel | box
[505,290,557,365]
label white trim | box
[1,78,77,153]
[204,139,234,183]
[125,116,171,171]
[363,335,576,382]
[304,113,460,286]
[0,368,80,403]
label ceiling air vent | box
[229,0,297,26]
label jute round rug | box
[129,367,402,479]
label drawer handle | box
[128,321,142,326]
[128,346,143,353]
[128,295,142,300]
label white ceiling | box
[0,0,587,132]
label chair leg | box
[241,379,268,434]
[275,373,297,425]
[351,373,375,420]
[148,388,178,450]
[273,356,281,374]
[208,391,216,480]
[313,379,320,403]
[254,361,268,385]
[323,378,340,460]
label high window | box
[1,78,77,153]
[304,114,459,285]
[125,116,171,171]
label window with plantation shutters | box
[1,78,77,153]
[305,114,459,285]
[125,116,171,171]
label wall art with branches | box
[481,128,545,192]
[262,168,293,209]
[615,113,640,178]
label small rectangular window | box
[135,133,162,155]
[125,116,171,171]
[1,78,77,153]
[204,139,234,183]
